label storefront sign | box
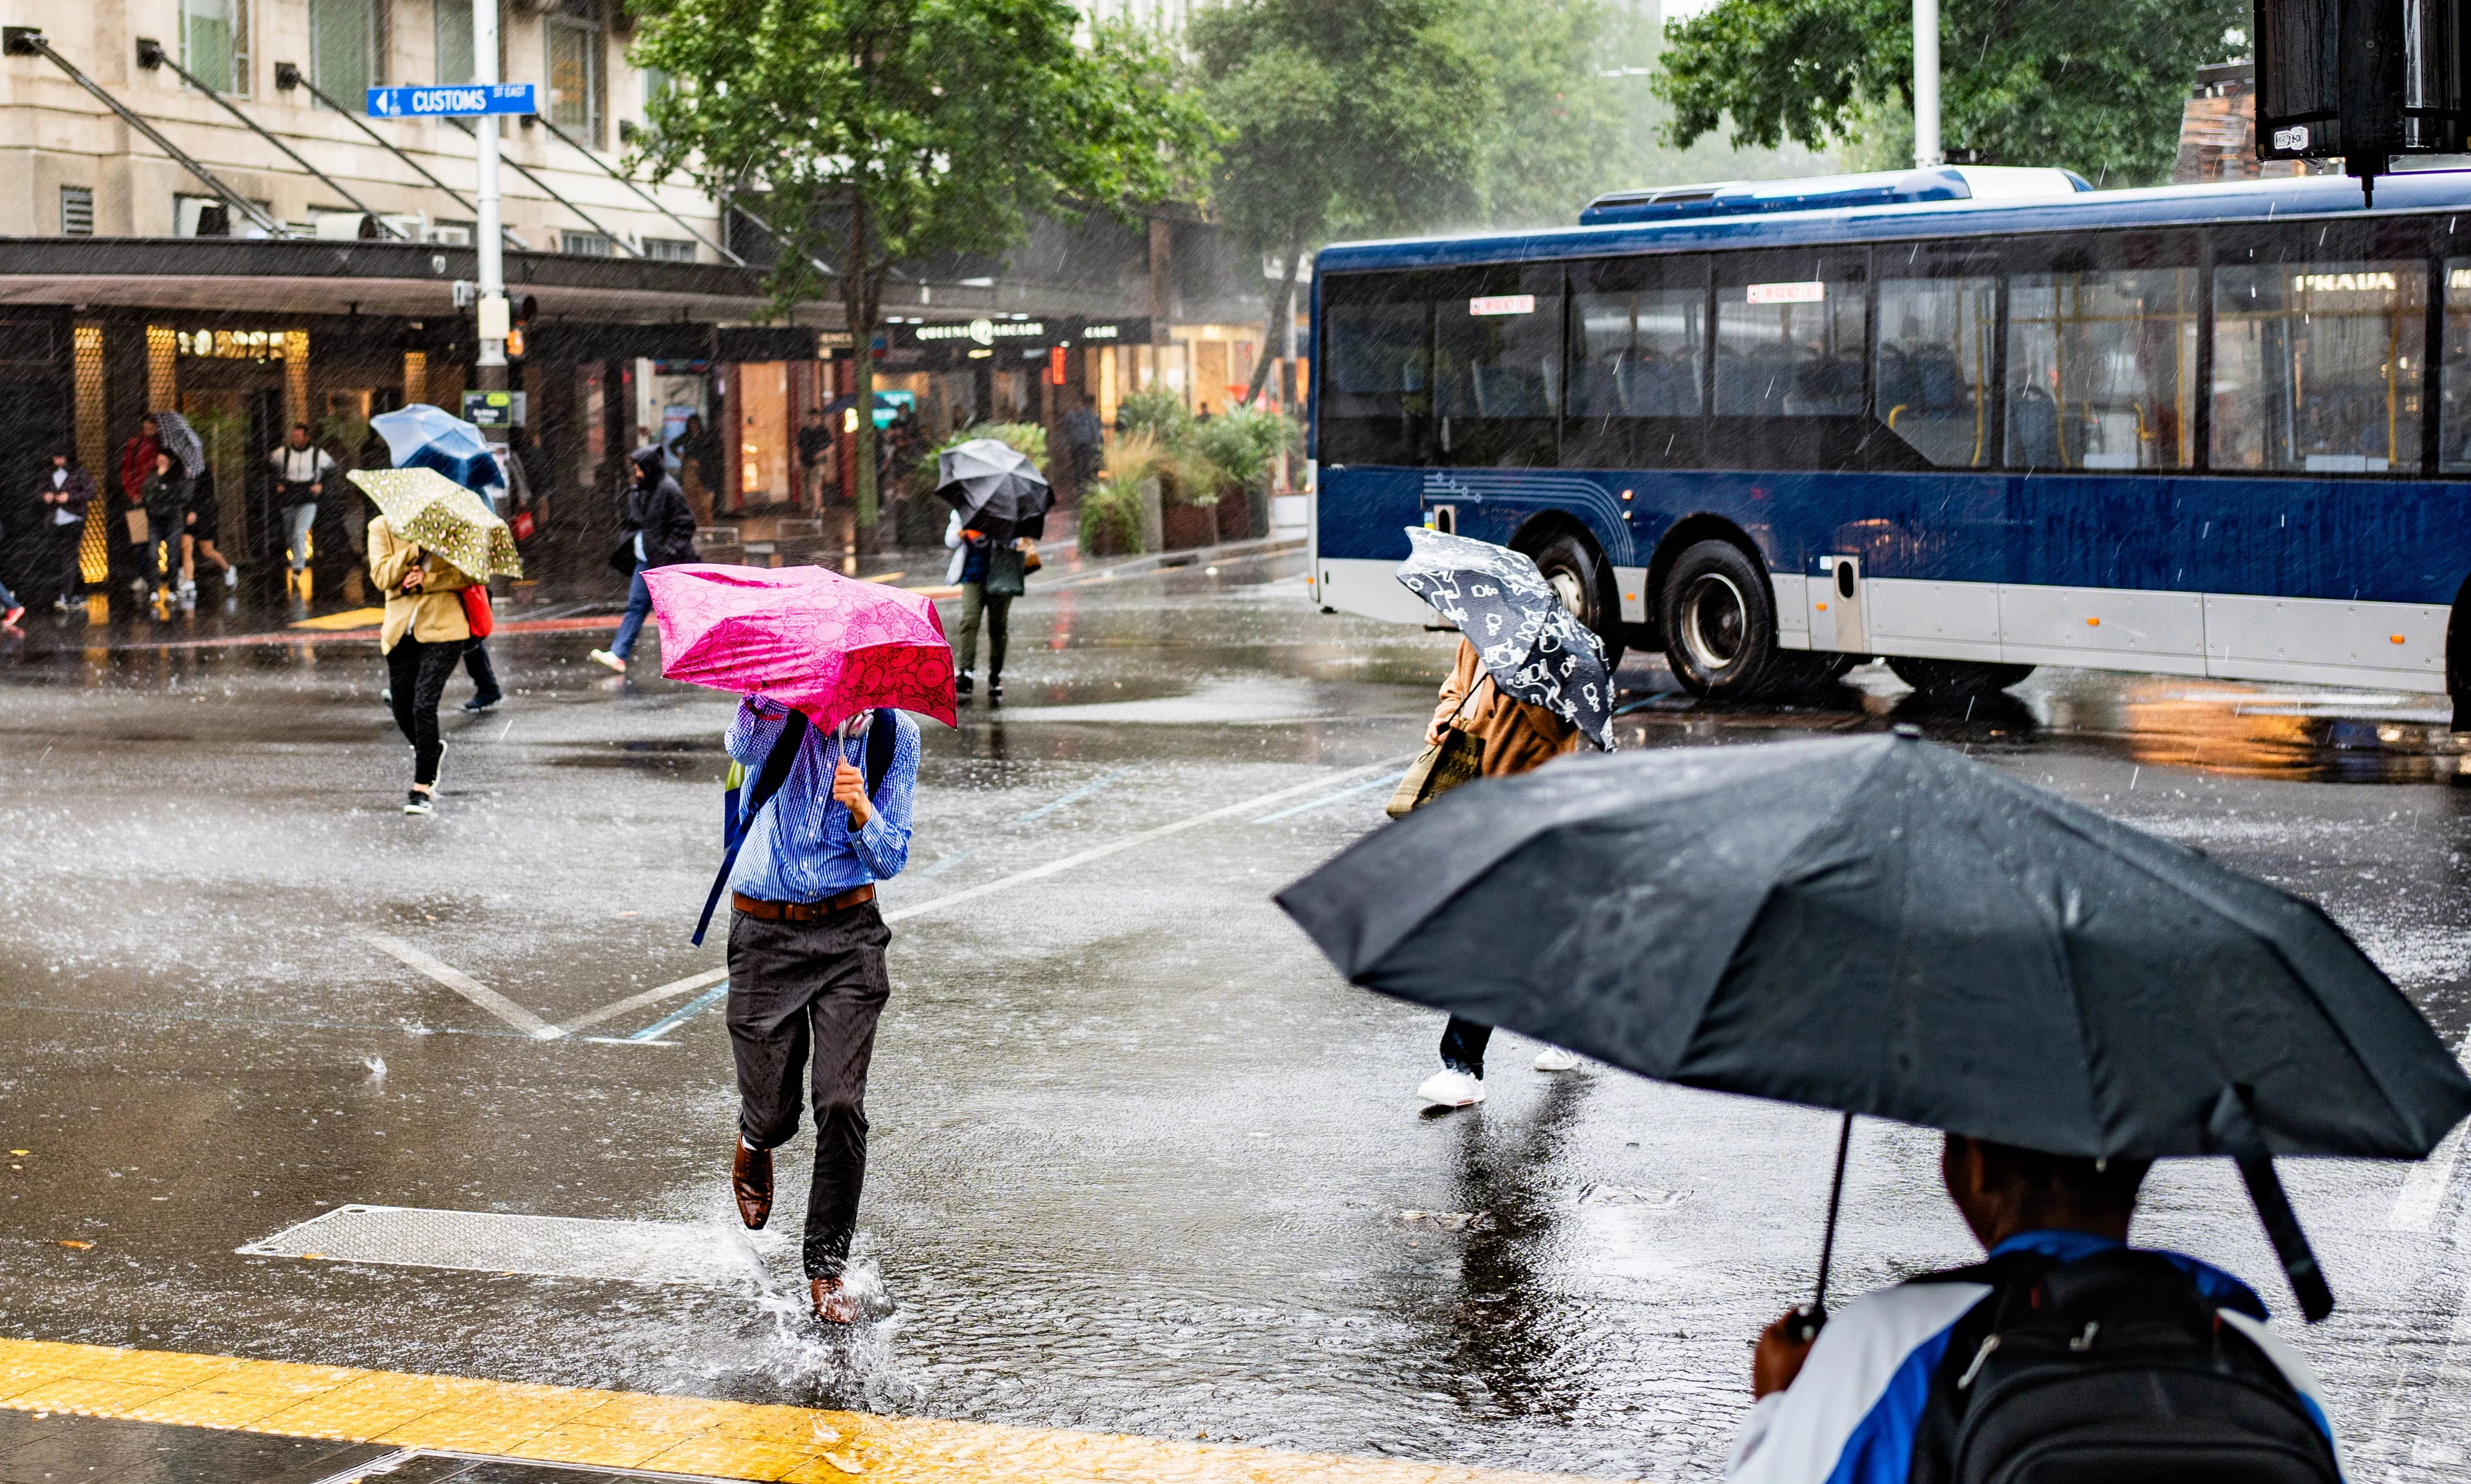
[176,328,292,360]
[914,317,1049,345]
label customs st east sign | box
[367,83,536,117]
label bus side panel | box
[1315,465,1434,625]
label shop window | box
[2217,259,2424,474]
[309,0,382,104]
[1875,273,1998,467]
[181,0,250,94]
[1567,253,1707,468]
[60,187,93,237]
[435,0,475,86]
[2005,243,2198,470]
[548,4,606,146]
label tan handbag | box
[124,508,149,544]
[1386,680,1488,819]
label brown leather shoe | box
[731,1141,772,1230]
[810,1278,861,1325]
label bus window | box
[1876,275,1997,467]
[2214,260,2425,474]
[2006,265,2198,470]
[1712,251,1867,469]
[1319,273,1432,466]
[1567,254,1708,468]
[1432,266,1563,467]
[2444,260,2471,472]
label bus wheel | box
[1659,539,1783,698]
[1888,657,2035,697]
[1529,531,1625,670]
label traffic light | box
[2256,0,2469,201]
[505,294,536,361]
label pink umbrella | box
[642,564,956,729]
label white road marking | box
[1252,772,1407,823]
[365,933,565,1041]
[555,967,728,1035]
[2390,1025,2471,1230]
[881,756,1413,926]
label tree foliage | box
[628,0,1212,521]
[1654,0,2243,185]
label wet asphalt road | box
[4,546,2471,1481]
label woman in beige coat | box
[368,515,476,815]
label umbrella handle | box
[1792,1111,1856,1342]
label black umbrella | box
[934,438,1052,541]
[1396,527,1616,751]
[1276,729,2471,1323]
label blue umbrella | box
[371,404,501,497]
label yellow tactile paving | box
[0,1336,1611,1482]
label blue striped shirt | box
[724,699,918,903]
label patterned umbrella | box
[150,410,205,475]
[347,467,523,579]
[643,563,956,731]
[1395,527,1616,752]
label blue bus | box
[1304,165,2471,715]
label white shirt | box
[50,466,77,524]
[271,445,334,483]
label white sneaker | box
[222,566,238,588]
[1533,1046,1581,1072]
[1416,1069,1485,1108]
[588,648,627,673]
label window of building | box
[642,237,695,262]
[60,187,94,237]
[310,0,383,103]
[1875,270,1998,468]
[435,0,475,85]
[2007,261,2198,470]
[547,3,605,145]
[181,0,250,94]
[2216,258,2424,474]
[1567,253,1707,468]
[563,230,613,256]
[1317,272,1432,466]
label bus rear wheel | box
[1659,539,1794,699]
[1887,657,2035,698]
[1528,531,1625,670]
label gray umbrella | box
[1277,729,2471,1322]
[934,438,1052,540]
[1396,527,1615,750]
[150,410,205,475]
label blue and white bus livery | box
[1304,166,2471,718]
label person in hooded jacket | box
[141,450,190,606]
[590,444,699,673]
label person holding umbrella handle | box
[367,517,477,815]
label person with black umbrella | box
[933,438,1052,703]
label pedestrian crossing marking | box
[0,1336,1595,1483]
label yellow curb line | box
[0,1337,1617,1483]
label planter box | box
[1163,505,1218,550]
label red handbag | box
[459,584,495,639]
[512,509,535,542]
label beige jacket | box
[1431,637,1585,778]
[367,516,477,652]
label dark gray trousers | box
[726,902,892,1279]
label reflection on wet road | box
[4,547,2471,1480]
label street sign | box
[461,390,527,429]
[366,83,535,118]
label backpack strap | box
[691,707,811,947]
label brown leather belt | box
[732,884,875,922]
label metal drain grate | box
[238,1206,770,1290]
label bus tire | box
[1888,657,2035,697]
[1529,530,1625,670]
[1659,539,1786,699]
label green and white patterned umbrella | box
[349,467,522,580]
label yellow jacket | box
[367,515,477,652]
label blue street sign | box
[366,83,536,118]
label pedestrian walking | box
[722,697,918,1324]
[269,423,334,601]
[943,510,1025,701]
[141,450,190,606]
[1064,394,1104,492]
[181,460,236,600]
[1729,1133,2341,1483]
[367,511,477,815]
[796,407,834,507]
[115,415,159,598]
[590,446,698,675]
[35,448,92,612]
[672,412,721,522]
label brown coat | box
[1431,638,1584,778]
[367,515,477,652]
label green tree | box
[1461,0,1628,228]
[1191,0,1493,406]
[1655,0,2243,186]
[630,0,1212,526]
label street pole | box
[1912,0,1942,167]
[474,0,509,392]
